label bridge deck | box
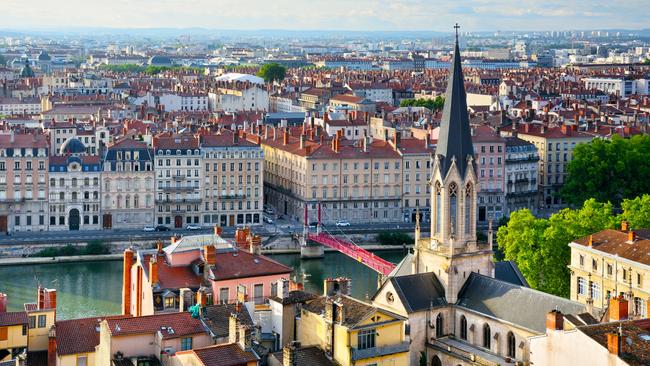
[307,232,396,276]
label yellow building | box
[569,222,649,318]
[297,292,409,366]
[0,294,28,362]
[25,287,57,352]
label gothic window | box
[460,315,467,340]
[483,323,491,349]
[465,183,472,234]
[507,331,516,358]
[435,182,442,234]
[436,313,444,338]
[449,183,458,237]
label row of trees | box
[561,134,650,207]
[98,64,202,75]
[399,96,445,111]
[497,195,650,297]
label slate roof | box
[270,346,336,366]
[192,343,259,366]
[0,311,27,326]
[389,273,447,313]
[435,37,474,178]
[494,261,529,287]
[202,303,254,339]
[456,273,586,333]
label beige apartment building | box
[261,126,403,224]
[152,134,202,228]
[0,132,49,233]
[569,223,649,318]
[200,129,264,227]
[503,122,592,209]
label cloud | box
[0,0,648,31]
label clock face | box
[386,291,394,303]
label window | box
[459,315,467,340]
[482,324,491,349]
[77,355,87,366]
[38,314,46,328]
[164,296,175,309]
[577,277,586,295]
[435,313,444,338]
[507,332,516,358]
[29,316,35,329]
[254,284,264,304]
[357,329,376,350]
[180,337,193,351]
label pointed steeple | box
[435,23,474,178]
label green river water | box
[0,251,407,319]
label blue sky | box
[3,0,648,31]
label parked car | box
[142,226,156,232]
[263,216,274,224]
[335,220,351,227]
[186,224,201,230]
[155,225,170,232]
[308,222,319,229]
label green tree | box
[83,240,110,255]
[619,194,650,229]
[376,231,412,246]
[497,199,617,297]
[256,63,286,83]
[399,97,445,111]
[561,134,650,207]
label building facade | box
[504,136,539,216]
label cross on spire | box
[454,23,460,41]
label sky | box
[2,0,649,32]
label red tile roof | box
[191,343,259,366]
[573,229,650,265]
[143,254,202,290]
[0,133,48,149]
[56,316,126,355]
[105,312,206,339]
[0,311,28,326]
[211,250,292,281]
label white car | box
[186,224,201,231]
[143,226,156,232]
[263,216,274,224]
[335,220,351,227]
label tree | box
[376,231,412,246]
[619,194,650,229]
[561,134,650,207]
[0,54,6,67]
[399,97,445,111]
[497,199,617,297]
[257,63,286,83]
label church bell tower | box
[413,24,494,303]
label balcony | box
[161,185,198,192]
[172,174,187,181]
[351,341,410,361]
[156,197,202,204]
[219,194,247,200]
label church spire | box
[435,23,474,178]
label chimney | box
[0,293,6,312]
[229,313,239,344]
[277,279,290,299]
[149,257,158,286]
[170,236,178,246]
[122,248,134,315]
[621,221,629,232]
[283,342,299,366]
[264,125,269,139]
[196,288,208,308]
[607,332,626,356]
[524,122,530,133]
[283,128,289,145]
[214,225,223,236]
[204,245,216,265]
[300,134,305,149]
[324,277,352,297]
[545,310,564,331]
[609,296,629,321]
[627,230,636,243]
[48,325,56,366]
[248,234,262,255]
[588,235,594,247]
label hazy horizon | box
[2,0,649,33]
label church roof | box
[389,272,447,313]
[494,261,529,287]
[435,35,474,178]
[59,137,86,155]
[457,273,586,333]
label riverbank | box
[0,244,412,266]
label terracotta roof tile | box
[210,250,292,281]
[574,229,650,265]
[0,311,28,326]
[191,343,259,366]
[56,316,126,355]
[105,312,206,339]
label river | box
[0,250,407,319]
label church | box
[371,27,590,366]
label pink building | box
[123,227,292,316]
[471,125,506,224]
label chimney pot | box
[546,310,564,331]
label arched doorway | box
[69,209,80,230]
[432,355,442,366]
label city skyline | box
[2,0,650,33]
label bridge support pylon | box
[300,202,324,259]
